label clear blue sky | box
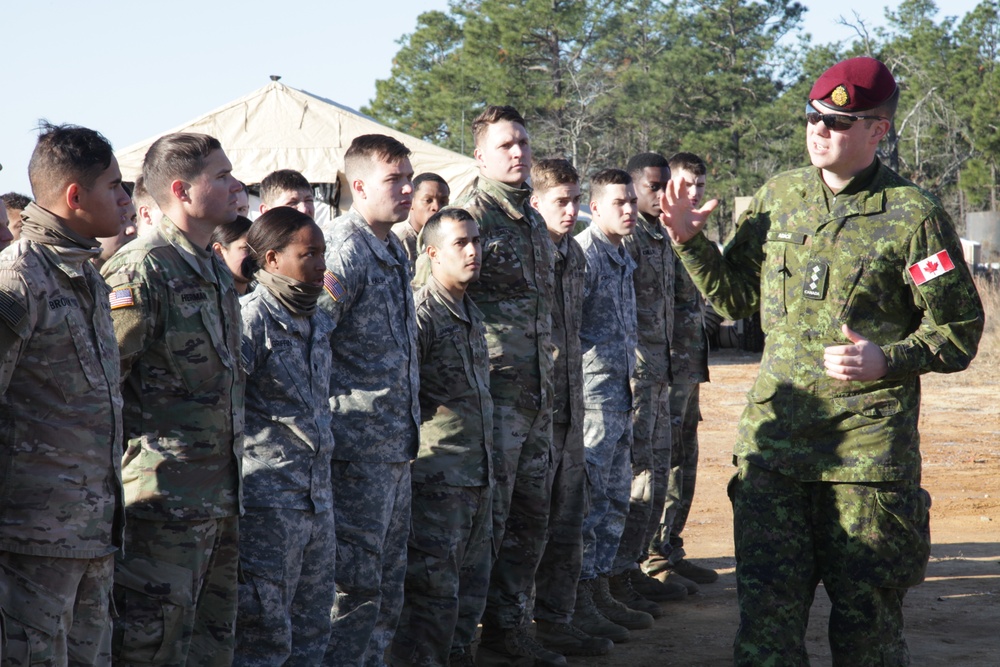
[0,0,980,195]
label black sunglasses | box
[805,103,886,131]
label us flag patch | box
[323,271,345,301]
[109,287,135,309]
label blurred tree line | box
[365,0,999,242]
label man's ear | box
[65,183,84,211]
[170,179,190,203]
[351,178,366,199]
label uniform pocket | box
[113,554,192,664]
[854,485,932,589]
[0,561,63,666]
[38,316,100,401]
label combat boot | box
[475,624,567,667]
[672,558,720,584]
[627,568,687,602]
[535,618,614,656]
[644,555,700,594]
[592,575,654,630]
[572,579,630,643]
[608,571,663,618]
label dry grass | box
[972,276,999,367]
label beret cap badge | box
[831,85,850,107]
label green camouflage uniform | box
[674,160,984,665]
[235,283,338,666]
[575,224,637,581]
[102,216,245,667]
[318,210,420,667]
[390,275,494,666]
[460,176,556,631]
[615,212,674,575]
[0,204,124,666]
[533,233,587,624]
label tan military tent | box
[115,80,478,215]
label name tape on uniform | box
[907,250,954,286]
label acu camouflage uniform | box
[390,275,494,667]
[102,216,245,667]
[533,233,587,625]
[575,223,637,582]
[674,160,984,666]
[651,250,711,566]
[460,176,556,631]
[0,204,124,666]
[390,220,420,274]
[318,209,420,667]
[235,283,337,666]
[615,211,674,575]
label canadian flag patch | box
[907,250,955,286]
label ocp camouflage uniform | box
[575,224,637,582]
[674,160,984,665]
[650,251,711,566]
[533,233,587,625]
[0,204,124,667]
[615,211,674,575]
[390,275,494,667]
[235,283,337,666]
[390,220,420,274]
[102,216,245,667]
[460,176,556,631]
[318,210,420,667]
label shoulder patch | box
[0,290,26,330]
[324,271,345,301]
[109,287,136,309]
[908,250,955,286]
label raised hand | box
[657,178,719,244]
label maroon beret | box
[809,57,897,112]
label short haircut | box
[131,175,157,210]
[668,152,707,177]
[413,172,449,192]
[625,152,670,181]
[1,192,32,211]
[242,207,318,278]
[259,169,312,206]
[421,207,476,252]
[27,122,116,206]
[531,158,579,193]
[471,105,527,148]
[142,132,222,207]
[590,168,633,202]
[344,134,411,182]
[869,87,901,123]
[210,215,252,248]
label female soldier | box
[234,208,337,665]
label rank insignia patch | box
[803,260,828,300]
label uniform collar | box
[427,275,482,324]
[636,212,665,240]
[345,209,406,267]
[159,215,233,287]
[476,176,533,221]
[587,223,631,267]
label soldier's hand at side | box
[658,179,719,244]
[824,324,888,381]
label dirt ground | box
[573,349,1000,666]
